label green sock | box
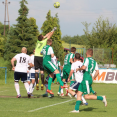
[97,96,103,101]
[75,100,81,111]
[56,74,63,86]
[58,85,61,93]
[48,77,53,90]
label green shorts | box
[43,61,57,74]
[78,79,93,95]
[63,67,74,80]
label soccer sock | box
[29,83,33,93]
[75,100,81,111]
[82,95,87,103]
[97,96,103,101]
[58,85,61,93]
[91,89,95,94]
[41,74,44,84]
[48,77,53,90]
[24,82,30,93]
[56,73,64,86]
[74,94,77,98]
[14,82,20,95]
[44,84,48,94]
[35,72,38,84]
[61,88,63,94]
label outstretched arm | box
[92,70,99,80]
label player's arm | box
[43,27,57,39]
[76,65,86,72]
[92,70,99,80]
[51,53,54,58]
[70,58,74,64]
[68,70,74,82]
[11,57,16,71]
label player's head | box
[21,47,27,53]
[56,56,59,60]
[74,53,81,61]
[47,39,52,46]
[79,57,83,63]
[86,48,93,57]
[38,34,44,41]
[71,47,76,54]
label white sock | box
[82,96,86,103]
[29,83,33,93]
[61,88,63,94]
[45,84,48,94]
[24,82,30,93]
[14,82,20,95]
[74,94,77,98]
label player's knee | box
[84,94,89,99]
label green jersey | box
[35,38,48,57]
[64,53,74,67]
[83,57,98,80]
[42,45,54,63]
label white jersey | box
[71,61,83,83]
[29,55,35,73]
[14,53,31,73]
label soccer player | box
[67,53,88,105]
[11,47,33,98]
[59,47,76,96]
[42,39,68,95]
[71,48,107,113]
[34,27,57,90]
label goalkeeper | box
[34,27,57,90]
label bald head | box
[21,47,27,53]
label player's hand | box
[54,27,57,31]
[12,67,15,71]
[76,68,79,72]
[67,78,70,82]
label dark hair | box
[75,53,81,59]
[38,34,43,41]
[87,48,93,56]
[71,47,76,52]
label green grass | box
[62,42,85,49]
[0,80,116,117]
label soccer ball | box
[54,2,60,8]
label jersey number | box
[19,57,26,63]
[36,43,43,49]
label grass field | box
[62,42,85,49]
[0,78,117,117]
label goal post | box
[0,67,7,84]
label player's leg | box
[21,72,31,98]
[34,56,39,90]
[14,72,21,98]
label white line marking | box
[0,90,8,92]
[28,99,74,112]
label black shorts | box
[70,81,80,90]
[34,56,44,71]
[14,72,27,82]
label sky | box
[0,0,117,37]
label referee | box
[34,27,57,90]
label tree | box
[29,17,40,36]
[41,10,64,64]
[0,34,5,57]
[4,0,38,69]
[0,22,9,36]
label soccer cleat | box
[36,84,39,90]
[61,84,69,88]
[60,93,64,97]
[102,96,107,107]
[70,110,79,113]
[93,92,97,95]
[82,102,88,106]
[42,93,48,97]
[17,94,21,98]
[41,84,44,90]
[47,89,54,95]
[57,92,60,96]
[28,92,31,98]
[48,94,54,98]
